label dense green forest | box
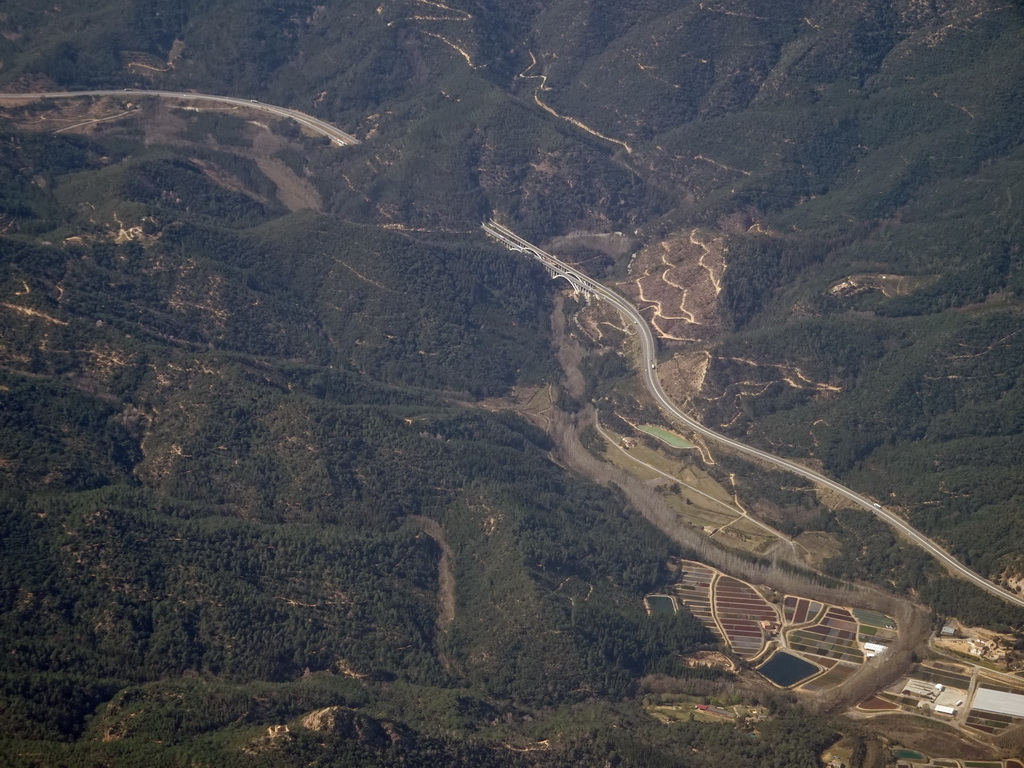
[0,119,730,764]
[2,0,1024,763]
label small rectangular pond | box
[645,595,677,615]
[636,425,693,449]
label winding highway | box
[0,86,1015,609]
[0,89,359,146]
[484,220,1024,611]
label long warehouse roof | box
[972,688,1024,718]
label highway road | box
[0,89,359,146]
[484,220,1024,610]
[0,87,1013,608]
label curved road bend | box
[0,90,359,146]
[483,220,1024,610]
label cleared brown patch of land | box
[250,128,322,211]
[859,696,900,711]
[617,227,727,343]
[795,531,842,569]
[828,273,934,299]
[0,96,323,213]
[868,714,1000,760]
[409,516,455,631]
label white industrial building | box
[863,642,888,658]
[972,688,1024,719]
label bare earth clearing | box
[1,96,323,213]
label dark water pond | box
[646,595,676,615]
[756,651,818,687]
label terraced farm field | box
[714,576,778,659]
[965,710,1018,735]
[799,662,858,693]
[654,563,899,689]
[783,596,824,625]
[858,696,900,712]
[787,607,864,664]
[852,607,898,643]
[852,607,896,630]
[670,561,722,641]
[964,680,1024,735]
[909,664,972,690]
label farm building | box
[972,688,1024,718]
[903,679,939,700]
[864,642,888,658]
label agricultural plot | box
[858,695,900,711]
[852,607,896,630]
[714,517,782,556]
[597,423,778,555]
[965,710,1018,734]
[783,596,823,625]
[853,607,898,644]
[655,562,899,688]
[964,682,1024,735]
[787,607,864,664]
[670,561,722,640]
[713,576,778,659]
[910,665,972,690]
[799,662,858,693]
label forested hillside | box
[1,0,1023,764]
[0,117,738,764]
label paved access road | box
[0,89,359,146]
[484,221,1024,610]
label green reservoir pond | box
[645,595,677,615]
[756,651,819,688]
[637,425,694,449]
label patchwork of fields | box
[713,575,779,658]
[669,561,722,641]
[784,596,823,625]
[965,680,1024,735]
[860,659,1024,746]
[788,607,865,664]
[649,559,899,691]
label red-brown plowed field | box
[857,696,900,711]
[713,576,776,658]
[783,596,824,624]
[673,561,722,639]
[824,607,857,628]
[787,605,864,664]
